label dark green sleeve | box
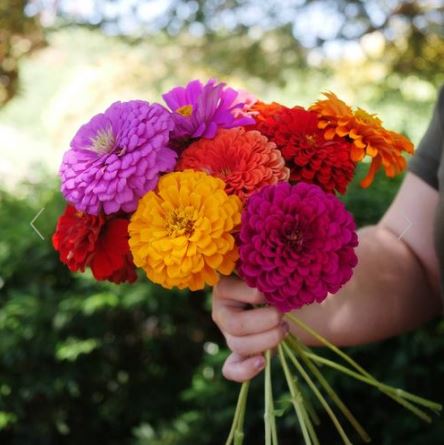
[408,86,444,190]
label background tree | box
[0,0,45,106]
[3,0,443,107]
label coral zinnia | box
[53,205,137,284]
[128,171,242,290]
[310,92,413,188]
[176,128,289,201]
[60,100,177,215]
[162,79,255,143]
[238,182,358,312]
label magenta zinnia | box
[60,100,177,215]
[238,182,358,312]
[162,79,255,143]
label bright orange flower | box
[251,101,287,122]
[310,92,413,188]
[177,128,289,201]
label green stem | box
[285,313,375,377]
[283,341,353,445]
[302,402,320,445]
[234,380,250,445]
[278,344,315,445]
[302,347,441,412]
[264,350,279,445]
[285,314,442,416]
[303,351,433,423]
[287,335,371,443]
[301,387,321,427]
[265,355,271,445]
[225,380,250,445]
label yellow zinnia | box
[128,170,242,290]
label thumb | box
[222,352,265,382]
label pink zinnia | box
[162,79,255,143]
[60,100,176,215]
[238,182,358,312]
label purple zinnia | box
[162,79,255,142]
[60,100,176,215]
[238,182,358,312]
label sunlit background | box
[0,1,443,444]
[2,0,444,187]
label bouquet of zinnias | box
[53,79,441,444]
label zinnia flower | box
[53,205,137,284]
[162,79,255,144]
[310,92,413,188]
[60,100,177,215]
[248,101,287,138]
[231,89,258,119]
[238,182,358,312]
[176,128,289,201]
[269,107,356,194]
[128,171,242,291]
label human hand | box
[212,276,290,382]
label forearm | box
[289,224,442,346]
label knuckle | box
[216,309,236,334]
[211,307,220,326]
[225,316,243,336]
[225,335,235,351]
[222,362,235,381]
[226,336,242,355]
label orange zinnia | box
[251,101,287,122]
[310,92,414,188]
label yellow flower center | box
[166,210,195,238]
[354,108,382,127]
[91,127,115,154]
[176,104,193,117]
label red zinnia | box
[262,107,357,194]
[53,205,137,284]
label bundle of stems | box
[225,314,442,445]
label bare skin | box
[212,173,443,382]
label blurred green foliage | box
[0,177,220,444]
[0,168,443,445]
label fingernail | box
[255,357,265,370]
